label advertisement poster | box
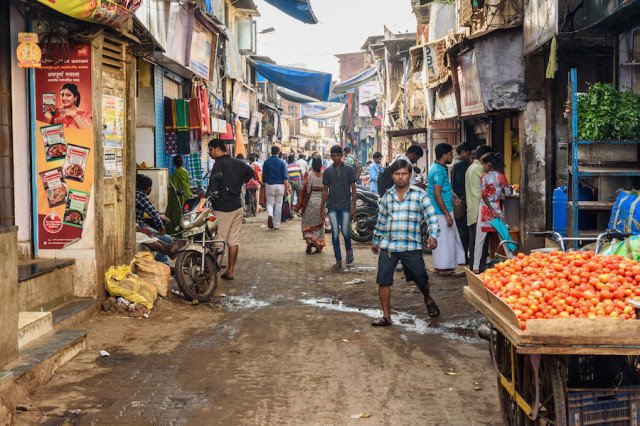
[457,50,485,116]
[187,19,216,80]
[102,95,125,148]
[34,44,94,249]
[104,149,117,178]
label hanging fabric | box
[164,98,176,130]
[189,130,201,153]
[183,152,203,186]
[175,99,189,131]
[165,131,178,155]
[188,98,202,130]
[234,118,246,158]
[176,131,190,155]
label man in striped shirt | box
[371,159,441,326]
[287,154,303,201]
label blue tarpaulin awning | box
[252,60,332,101]
[277,87,320,103]
[263,0,318,24]
[332,62,382,95]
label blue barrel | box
[553,186,597,236]
[553,187,568,236]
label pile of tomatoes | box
[481,251,640,330]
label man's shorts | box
[376,249,429,291]
[213,208,243,247]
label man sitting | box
[136,174,178,263]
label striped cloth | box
[373,185,440,252]
[183,152,202,187]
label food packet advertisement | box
[34,44,94,249]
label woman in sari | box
[44,83,92,129]
[294,157,325,254]
[166,156,192,235]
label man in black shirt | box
[451,142,473,264]
[206,139,255,280]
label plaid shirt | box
[183,152,203,186]
[373,185,440,252]
[136,190,163,230]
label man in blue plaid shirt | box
[371,159,441,326]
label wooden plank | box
[526,318,640,345]
[463,286,524,347]
[516,345,640,355]
[464,268,521,329]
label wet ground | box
[14,213,501,425]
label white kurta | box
[432,212,466,270]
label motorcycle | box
[174,173,226,302]
[349,187,379,242]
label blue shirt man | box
[368,151,384,194]
[262,146,290,230]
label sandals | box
[426,302,440,318]
[221,273,234,280]
[371,317,392,327]
[306,243,312,254]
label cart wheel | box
[491,331,526,425]
[520,355,568,426]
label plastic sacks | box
[609,191,640,235]
[105,265,157,310]
[129,252,171,297]
[601,235,640,262]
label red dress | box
[479,171,508,232]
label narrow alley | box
[14,214,501,425]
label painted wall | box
[10,7,32,258]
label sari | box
[166,166,192,234]
[294,171,325,250]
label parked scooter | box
[174,173,226,302]
[349,187,379,242]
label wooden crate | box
[463,269,640,355]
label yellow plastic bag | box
[130,252,171,297]
[105,265,157,310]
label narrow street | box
[15,213,500,425]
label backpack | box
[377,167,394,196]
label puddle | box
[299,298,484,343]
[222,295,271,312]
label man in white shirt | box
[396,145,424,185]
[296,154,308,175]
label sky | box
[254,0,416,79]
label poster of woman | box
[43,83,93,129]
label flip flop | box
[221,273,234,280]
[371,317,392,327]
[346,250,354,265]
[426,302,440,318]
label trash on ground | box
[473,381,483,391]
[341,338,349,342]
[444,371,457,376]
[68,409,81,415]
[101,296,150,318]
[99,350,110,357]
[350,412,372,419]
[342,278,366,285]
[105,264,157,310]
[16,404,36,412]
[130,252,171,297]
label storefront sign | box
[524,0,558,55]
[102,95,125,149]
[35,0,142,27]
[434,84,458,120]
[358,81,380,117]
[34,43,94,249]
[16,32,41,68]
[457,50,485,116]
[424,44,439,82]
[232,82,251,119]
[187,19,217,80]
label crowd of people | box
[133,140,510,328]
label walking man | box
[371,159,441,326]
[320,145,357,269]
[465,144,492,268]
[451,143,473,263]
[368,152,384,194]
[206,139,256,280]
[428,143,465,275]
[397,144,424,185]
[297,153,308,175]
[287,154,303,202]
[262,146,291,230]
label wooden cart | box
[463,269,640,425]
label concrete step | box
[0,371,13,424]
[18,260,75,313]
[52,298,100,330]
[17,312,53,349]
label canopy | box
[252,60,332,101]
[301,103,345,120]
[263,0,318,24]
[332,62,382,95]
[277,87,320,104]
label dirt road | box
[14,213,501,425]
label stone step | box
[52,298,100,330]
[17,312,53,349]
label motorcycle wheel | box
[350,208,376,243]
[175,250,218,302]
